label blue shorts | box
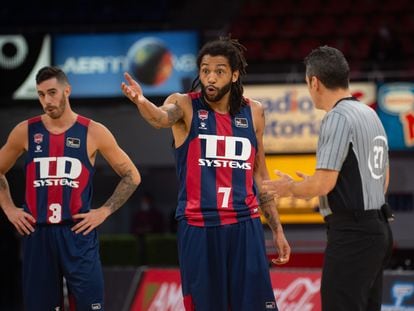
[22,225,104,311]
[177,218,277,311]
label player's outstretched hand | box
[121,72,145,105]
[5,207,35,235]
[72,207,111,235]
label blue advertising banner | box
[53,31,198,98]
[377,83,414,151]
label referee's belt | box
[324,209,385,223]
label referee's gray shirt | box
[316,97,389,217]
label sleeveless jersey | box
[24,115,95,224]
[175,92,260,227]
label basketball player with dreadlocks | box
[121,36,291,311]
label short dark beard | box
[45,94,67,119]
[201,81,232,103]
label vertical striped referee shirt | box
[316,97,389,217]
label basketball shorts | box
[22,225,104,311]
[177,217,278,311]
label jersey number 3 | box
[48,203,62,223]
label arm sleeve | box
[316,112,351,171]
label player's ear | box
[310,76,320,90]
[232,70,239,83]
[64,84,71,97]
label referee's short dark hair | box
[304,46,350,90]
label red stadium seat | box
[296,38,322,60]
[366,14,397,35]
[262,39,294,62]
[399,14,414,35]
[325,37,351,58]
[243,39,264,61]
[239,1,265,18]
[356,0,379,14]
[306,15,337,37]
[279,17,307,39]
[322,0,352,15]
[351,36,373,60]
[400,35,414,58]
[250,17,279,39]
[379,0,411,14]
[336,15,366,37]
[267,0,294,16]
[297,0,322,16]
[228,20,251,40]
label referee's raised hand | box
[262,170,294,198]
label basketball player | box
[263,46,393,311]
[0,66,141,311]
[122,37,291,311]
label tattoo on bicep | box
[166,101,183,126]
[104,165,138,213]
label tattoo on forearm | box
[259,192,280,231]
[104,167,138,214]
[148,116,164,128]
[0,175,8,191]
[259,193,274,205]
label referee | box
[263,46,393,311]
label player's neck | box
[42,109,78,134]
[204,93,230,114]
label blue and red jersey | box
[24,115,95,225]
[175,92,260,227]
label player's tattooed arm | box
[260,191,291,265]
[0,175,8,191]
[160,100,184,127]
[0,175,13,207]
[140,99,184,128]
[259,192,281,231]
[103,163,139,214]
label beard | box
[201,81,232,103]
[44,95,67,119]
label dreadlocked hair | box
[190,35,248,116]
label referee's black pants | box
[321,210,393,311]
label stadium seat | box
[306,15,337,37]
[297,0,322,16]
[243,39,265,61]
[262,39,294,62]
[267,0,295,16]
[250,17,279,39]
[296,38,322,60]
[379,0,411,14]
[322,0,352,15]
[279,17,307,39]
[228,19,251,40]
[336,14,366,37]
